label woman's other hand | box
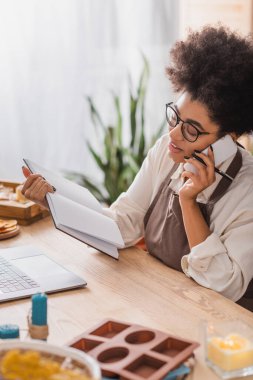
[21,166,55,209]
[179,146,215,203]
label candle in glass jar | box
[207,333,253,371]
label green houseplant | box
[68,56,165,205]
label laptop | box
[0,245,87,302]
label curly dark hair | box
[166,25,253,136]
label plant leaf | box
[87,142,106,171]
[150,119,166,147]
[86,96,106,133]
[72,54,166,205]
[112,93,122,147]
[130,92,137,149]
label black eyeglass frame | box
[166,102,210,143]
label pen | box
[191,153,233,182]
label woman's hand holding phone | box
[179,135,237,202]
[179,147,216,203]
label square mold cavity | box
[151,337,191,358]
[90,320,130,339]
[71,338,102,352]
[124,354,166,378]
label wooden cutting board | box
[0,181,50,225]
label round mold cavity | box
[125,330,155,344]
[98,347,129,363]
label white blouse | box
[103,134,253,302]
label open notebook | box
[23,159,125,259]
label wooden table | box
[0,217,253,380]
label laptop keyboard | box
[0,256,39,293]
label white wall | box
[0,0,179,182]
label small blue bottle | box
[0,324,20,339]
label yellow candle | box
[207,334,253,371]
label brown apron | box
[143,149,253,311]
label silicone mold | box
[68,319,199,380]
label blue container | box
[0,324,20,339]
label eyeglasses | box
[166,102,210,143]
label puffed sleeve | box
[181,181,253,301]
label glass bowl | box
[0,339,101,380]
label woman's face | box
[168,92,221,163]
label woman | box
[22,26,253,309]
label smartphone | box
[183,135,237,174]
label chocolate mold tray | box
[68,319,199,380]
